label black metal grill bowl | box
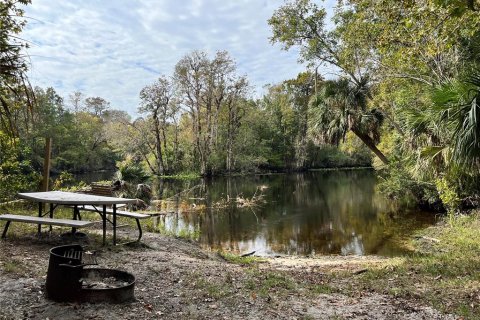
[79,268,135,303]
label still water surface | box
[153,170,436,257]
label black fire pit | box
[46,244,135,303]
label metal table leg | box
[113,204,117,246]
[72,205,79,234]
[2,221,11,238]
[102,204,107,246]
[37,202,42,234]
[49,203,53,232]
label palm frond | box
[420,146,447,159]
[452,93,480,167]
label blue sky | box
[22,0,336,115]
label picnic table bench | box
[76,205,151,242]
[0,214,94,238]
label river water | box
[152,169,437,257]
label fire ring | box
[46,244,135,303]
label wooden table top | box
[18,191,137,205]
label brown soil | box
[0,229,455,320]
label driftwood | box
[241,251,256,257]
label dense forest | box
[1,0,479,213]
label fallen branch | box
[241,251,256,257]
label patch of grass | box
[310,284,336,294]
[194,277,231,299]
[3,259,25,274]
[456,303,477,318]
[244,268,296,298]
[177,228,201,240]
[264,272,295,289]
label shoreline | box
[0,220,467,319]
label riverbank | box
[352,213,480,319]
[1,214,478,319]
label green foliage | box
[7,87,121,175]
[115,157,149,184]
[159,172,200,180]
[435,177,461,214]
[339,132,372,164]
[434,74,480,168]
[308,144,370,168]
[308,79,387,164]
[0,134,40,202]
[52,171,75,190]
[267,0,480,208]
[0,0,34,138]
[377,159,440,209]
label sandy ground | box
[0,228,456,320]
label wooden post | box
[39,137,52,234]
[41,137,52,192]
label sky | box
[22,0,335,116]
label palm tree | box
[431,72,480,169]
[308,78,389,164]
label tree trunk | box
[351,128,389,165]
[161,118,169,174]
[142,152,157,174]
[42,137,52,191]
[173,118,179,172]
[226,115,233,173]
[153,113,165,175]
[295,109,308,169]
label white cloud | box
[22,0,337,115]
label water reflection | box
[152,170,436,257]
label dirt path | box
[0,231,455,319]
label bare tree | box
[68,91,84,113]
[174,50,248,175]
[139,76,175,175]
[174,51,210,175]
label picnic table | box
[12,191,136,245]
